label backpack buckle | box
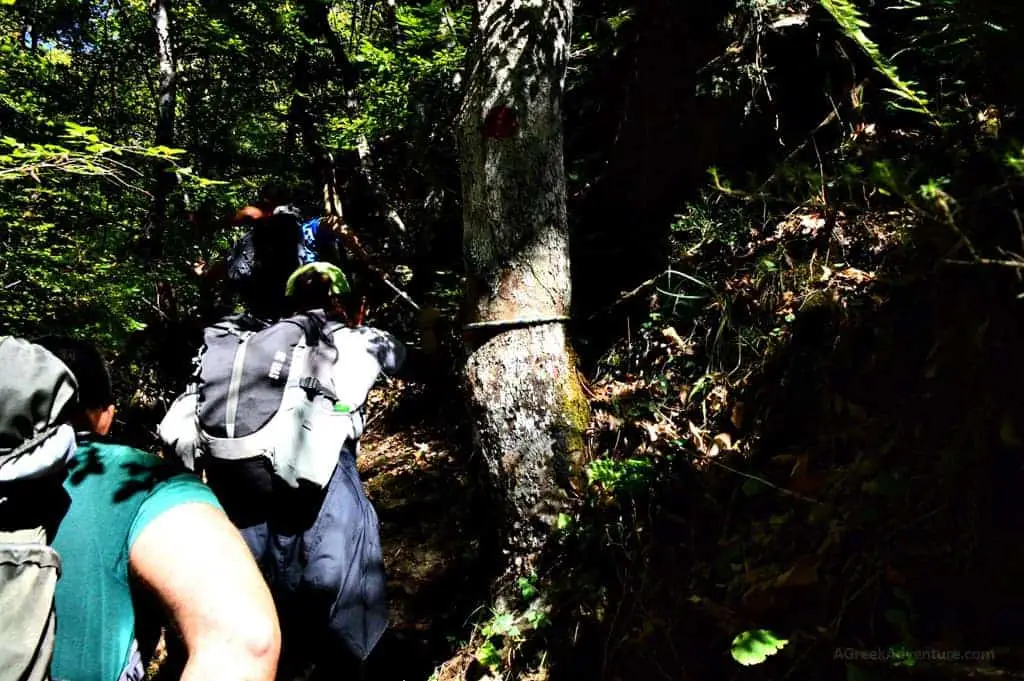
[298,377,339,403]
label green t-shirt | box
[50,440,223,681]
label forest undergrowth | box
[531,205,1024,681]
[8,0,1024,680]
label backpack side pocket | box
[0,526,61,681]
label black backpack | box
[159,310,357,489]
[226,207,304,318]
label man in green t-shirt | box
[34,336,281,681]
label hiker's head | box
[259,183,289,207]
[33,336,115,436]
[286,262,350,317]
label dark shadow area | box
[547,261,1024,681]
[353,377,499,681]
[566,0,739,329]
[563,0,858,365]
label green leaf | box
[884,609,908,628]
[819,0,935,124]
[518,576,538,600]
[524,603,550,629]
[731,629,789,666]
[145,145,186,158]
[475,640,501,671]
[484,611,519,638]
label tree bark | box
[457,0,587,576]
[146,0,176,257]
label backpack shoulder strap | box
[282,309,335,349]
[213,312,269,333]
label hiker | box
[211,186,408,328]
[221,192,359,321]
[224,203,305,321]
[158,261,405,677]
[30,336,281,681]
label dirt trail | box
[354,379,492,681]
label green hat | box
[285,261,350,297]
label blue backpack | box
[299,217,344,267]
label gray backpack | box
[159,311,356,488]
[0,336,79,681]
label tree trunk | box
[146,0,176,257]
[287,45,419,315]
[287,48,341,215]
[457,0,587,576]
[298,0,407,234]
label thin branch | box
[944,257,1024,269]
[704,457,823,504]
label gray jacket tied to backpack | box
[0,336,79,681]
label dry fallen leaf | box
[414,442,431,463]
[835,267,874,285]
[641,421,660,443]
[661,326,695,354]
[730,401,745,429]
[707,384,729,414]
[593,409,623,431]
[800,214,826,233]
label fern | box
[820,0,938,125]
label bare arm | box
[129,503,281,681]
